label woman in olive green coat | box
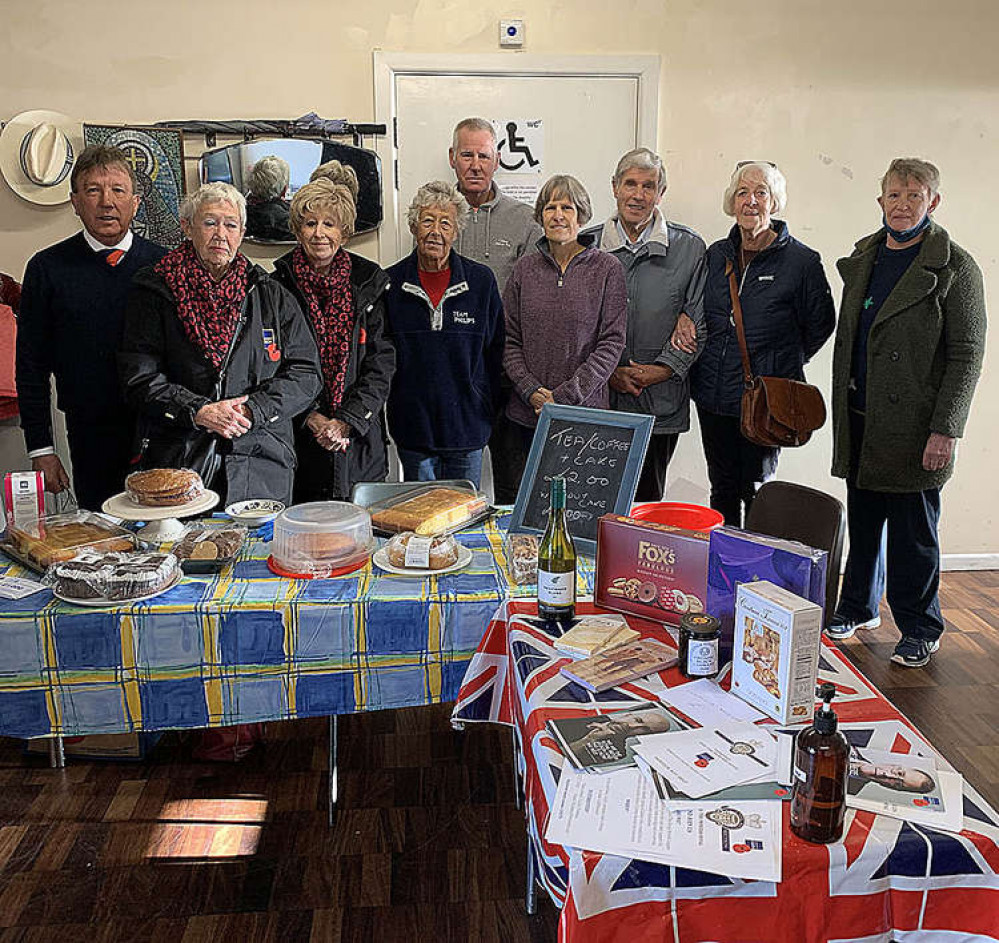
[827,158,986,669]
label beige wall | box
[1,0,995,553]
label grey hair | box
[310,159,360,201]
[406,180,469,233]
[248,155,290,200]
[613,147,667,194]
[180,182,247,228]
[534,174,593,226]
[881,158,940,198]
[451,117,497,153]
[723,162,787,216]
[289,179,357,240]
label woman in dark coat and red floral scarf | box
[120,182,321,505]
[272,179,395,501]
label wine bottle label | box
[404,535,433,569]
[538,570,575,606]
[686,638,718,675]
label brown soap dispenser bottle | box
[790,682,849,844]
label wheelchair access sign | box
[491,118,544,205]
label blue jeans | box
[397,447,484,489]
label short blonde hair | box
[289,179,357,240]
[248,155,290,200]
[881,158,940,198]
[180,182,246,228]
[534,174,593,226]
[723,162,787,217]
[310,160,360,202]
[406,180,468,234]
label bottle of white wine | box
[537,476,576,627]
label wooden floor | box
[0,570,995,941]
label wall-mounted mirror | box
[199,138,383,244]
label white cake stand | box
[101,490,220,541]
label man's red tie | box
[100,249,126,267]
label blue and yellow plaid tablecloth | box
[0,514,595,737]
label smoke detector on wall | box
[499,20,524,47]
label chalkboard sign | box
[508,405,653,556]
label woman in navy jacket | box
[676,162,835,526]
[384,181,504,488]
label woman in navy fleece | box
[384,181,504,487]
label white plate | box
[225,499,285,526]
[102,489,220,521]
[53,571,183,608]
[372,544,473,578]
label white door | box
[374,54,660,263]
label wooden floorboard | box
[0,569,994,939]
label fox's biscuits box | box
[594,514,710,627]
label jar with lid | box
[678,612,721,678]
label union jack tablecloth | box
[0,515,594,738]
[452,600,999,943]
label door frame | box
[372,51,661,262]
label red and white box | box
[4,471,45,532]
[594,514,710,627]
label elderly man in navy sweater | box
[16,145,166,510]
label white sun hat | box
[0,110,85,205]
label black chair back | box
[745,481,846,626]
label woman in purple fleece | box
[501,174,627,489]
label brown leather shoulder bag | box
[726,259,826,448]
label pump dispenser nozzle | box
[815,683,838,734]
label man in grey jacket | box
[449,117,542,503]
[588,148,707,501]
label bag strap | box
[725,258,755,386]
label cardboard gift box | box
[707,526,827,663]
[731,580,823,724]
[25,732,162,762]
[594,514,710,627]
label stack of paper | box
[630,722,780,799]
[546,766,783,882]
[547,702,692,774]
[847,748,964,832]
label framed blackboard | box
[508,405,654,556]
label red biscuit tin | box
[594,514,710,627]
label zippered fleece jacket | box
[502,235,627,428]
[454,183,543,292]
[384,250,504,453]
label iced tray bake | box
[369,487,489,536]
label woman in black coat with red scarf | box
[119,182,321,505]
[272,179,395,502]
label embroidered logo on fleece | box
[453,311,475,325]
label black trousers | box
[65,418,135,512]
[696,406,778,527]
[634,432,680,503]
[488,410,524,506]
[836,410,943,642]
